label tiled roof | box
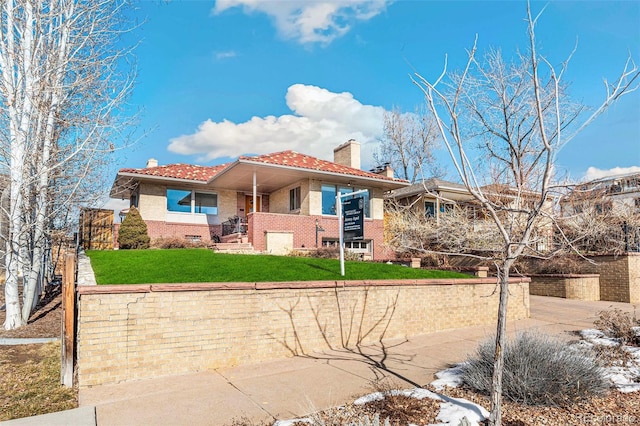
[119,163,228,182]
[239,150,406,182]
[118,151,409,184]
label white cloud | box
[215,50,237,60]
[212,0,390,45]
[167,84,385,165]
[583,166,640,181]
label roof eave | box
[234,158,409,188]
[116,171,210,185]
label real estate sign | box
[342,197,364,241]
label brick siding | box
[144,220,222,244]
[76,278,530,388]
[248,212,395,260]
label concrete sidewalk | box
[8,295,631,426]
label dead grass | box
[0,341,77,421]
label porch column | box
[436,191,441,226]
[252,170,257,213]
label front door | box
[245,195,261,218]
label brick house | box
[110,140,409,259]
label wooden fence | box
[61,252,76,387]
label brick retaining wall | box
[529,274,600,301]
[583,253,640,303]
[76,278,530,388]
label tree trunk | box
[488,260,513,426]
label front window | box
[167,189,218,215]
[321,184,337,215]
[167,189,192,213]
[321,184,370,218]
[290,186,301,211]
[195,192,218,214]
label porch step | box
[212,243,255,254]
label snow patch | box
[436,394,490,425]
[431,364,466,391]
[580,328,640,392]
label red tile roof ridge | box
[119,162,229,182]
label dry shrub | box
[360,395,431,426]
[592,343,637,368]
[461,332,608,407]
[350,379,438,426]
[312,247,340,259]
[298,247,363,261]
[513,255,585,275]
[151,237,208,249]
[595,308,640,346]
[288,249,312,257]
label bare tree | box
[0,0,136,329]
[374,106,443,182]
[410,4,638,425]
[558,183,640,255]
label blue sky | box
[118,0,640,186]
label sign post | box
[337,189,368,276]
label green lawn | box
[86,249,471,284]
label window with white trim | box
[167,189,218,215]
[322,238,371,253]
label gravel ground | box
[292,385,640,426]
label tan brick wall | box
[630,254,640,304]
[269,180,307,214]
[138,183,166,221]
[217,189,239,220]
[309,179,322,215]
[583,254,640,303]
[76,278,530,388]
[529,274,600,301]
[371,188,384,220]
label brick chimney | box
[146,158,158,168]
[379,164,394,178]
[333,139,360,169]
[370,162,394,178]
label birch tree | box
[0,0,135,329]
[411,4,638,424]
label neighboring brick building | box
[110,140,409,259]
